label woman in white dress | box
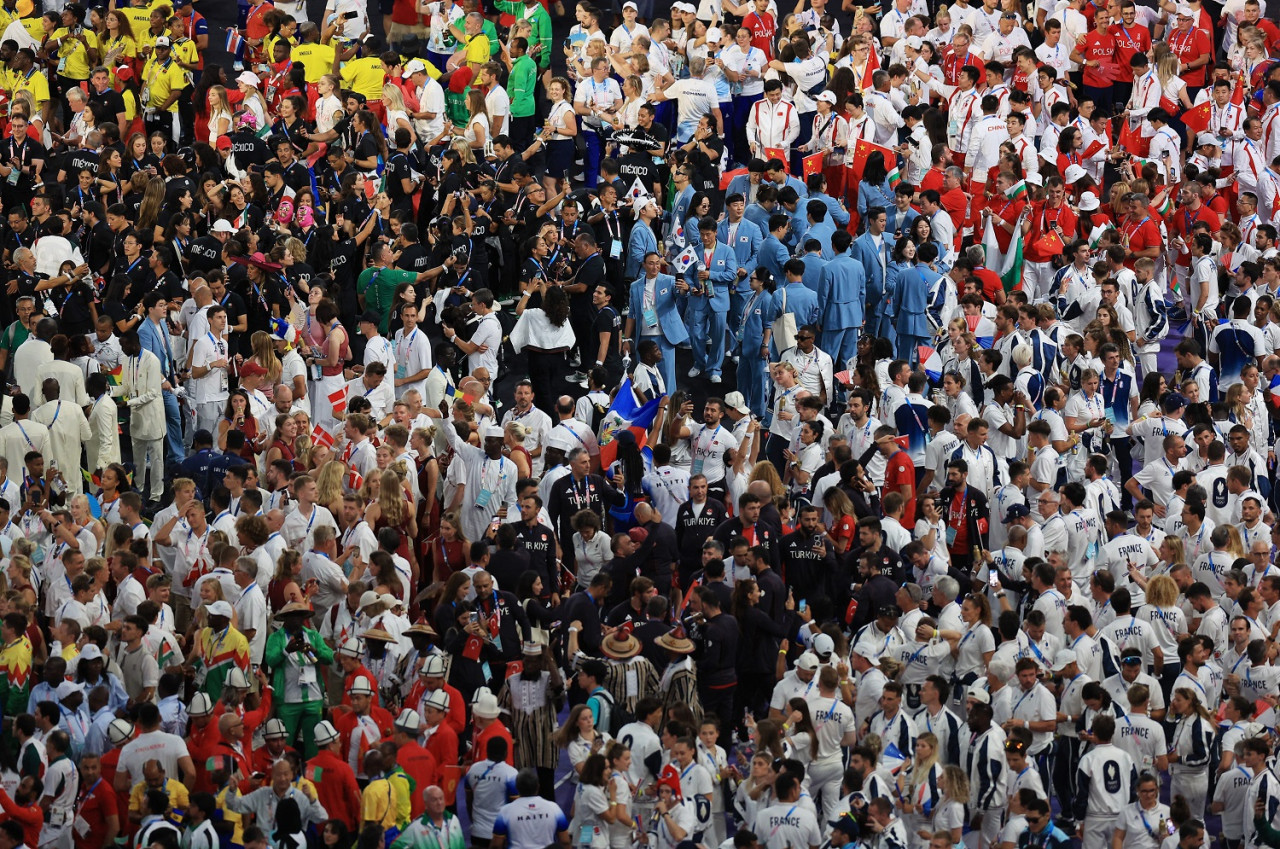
[554,704,613,783]
[206,85,233,144]
[381,83,416,146]
[459,88,490,156]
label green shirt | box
[509,54,537,118]
[358,265,420,335]
[1,320,29,364]
[482,19,500,56]
[494,0,551,68]
[445,87,470,130]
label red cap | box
[448,66,473,93]
[215,136,232,151]
[240,361,268,377]
[627,526,648,545]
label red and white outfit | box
[1262,101,1280,164]
[746,97,800,157]
[1128,70,1163,138]
[948,87,981,165]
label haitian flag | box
[598,376,663,468]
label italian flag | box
[887,165,902,188]
[1005,179,1027,201]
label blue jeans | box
[896,333,927,364]
[739,344,770,418]
[821,326,860,372]
[688,303,727,376]
[162,389,182,469]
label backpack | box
[592,687,633,737]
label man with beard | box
[780,505,839,603]
[674,476,727,586]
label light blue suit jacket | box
[809,190,850,226]
[774,281,820,328]
[628,274,690,347]
[776,175,808,198]
[851,232,890,301]
[682,241,736,311]
[799,252,827,293]
[626,222,659,280]
[726,174,761,201]
[744,202,775,233]
[717,217,764,293]
[817,251,865,331]
[806,219,837,260]
[758,235,791,286]
[890,262,931,338]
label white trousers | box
[132,435,164,500]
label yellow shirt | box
[102,35,137,86]
[59,644,77,663]
[213,786,243,845]
[12,66,49,105]
[169,35,198,68]
[462,32,489,66]
[119,6,152,41]
[124,87,138,120]
[51,27,97,80]
[340,54,385,102]
[361,777,399,830]
[18,17,41,40]
[263,33,295,63]
[141,55,187,111]
[291,42,334,84]
[130,779,190,819]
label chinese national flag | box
[1182,100,1213,134]
[763,148,789,172]
[719,166,747,191]
[802,152,825,179]
[849,138,896,182]
[1032,230,1065,257]
[1233,70,1247,106]
[1117,119,1147,156]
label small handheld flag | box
[673,245,699,275]
[311,424,335,449]
[328,385,349,418]
[1181,100,1213,134]
[763,148,789,171]
[802,152,825,180]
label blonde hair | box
[376,468,406,526]
[506,421,531,443]
[208,84,232,117]
[251,331,281,384]
[939,764,970,801]
[1146,574,1180,608]
[748,460,786,498]
[315,460,345,509]
[382,83,408,112]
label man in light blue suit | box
[666,166,696,247]
[885,184,920,239]
[778,187,808,250]
[624,251,688,393]
[758,213,792,288]
[626,196,661,279]
[851,206,892,341]
[804,173,850,227]
[772,258,820,358]
[918,243,951,336]
[680,218,737,383]
[798,240,827,293]
[765,158,807,199]
[718,194,764,350]
[805,200,837,261]
[816,229,864,371]
[726,158,767,205]
[891,252,931,364]
[744,184,780,233]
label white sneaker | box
[688,367,702,377]
[710,374,722,384]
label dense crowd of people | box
[0,0,1279,844]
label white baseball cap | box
[402,59,427,78]
[1053,649,1078,671]
[796,651,820,671]
[207,600,234,618]
[211,220,236,234]
[812,633,835,656]
[237,70,261,87]
[1196,132,1220,148]
[623,1,638,8]
[904,35,923,50]
[815,91,836,104]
